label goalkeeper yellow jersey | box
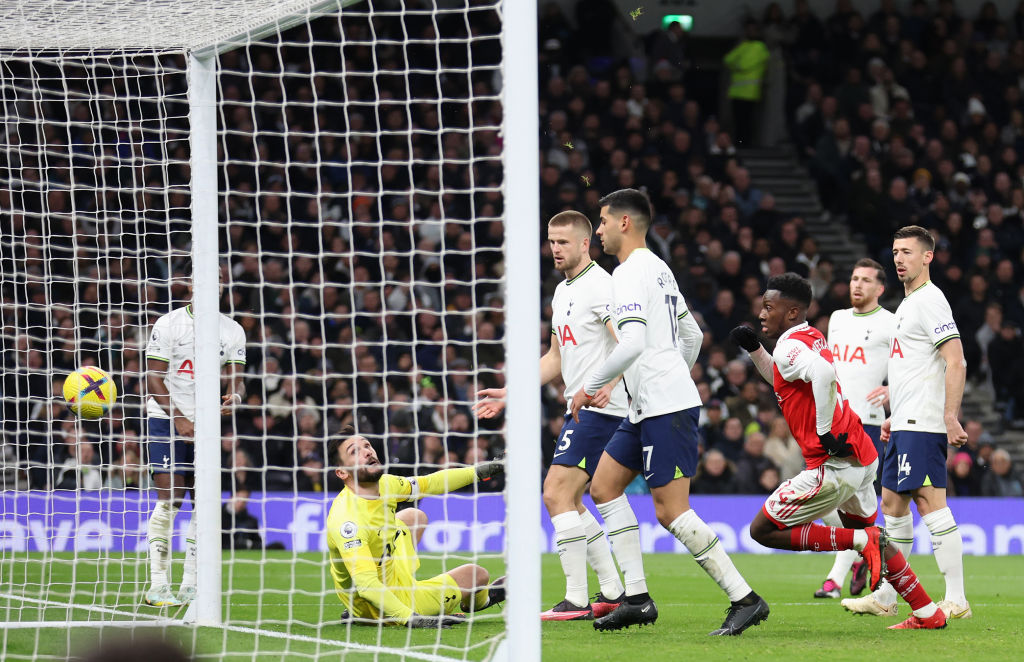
[325,467,475,623]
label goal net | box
[0,1,539,660]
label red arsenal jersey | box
[771,323,878,470]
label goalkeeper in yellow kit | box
[325,428,506,628]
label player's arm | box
[729,326,773,383]
[146,358,172,415]
[938,337,968,447]
[774,339,853,457]
[220,362,246,415]
[588,320,625,409]
[474,336,560,419]
[677,307,702,369]
[393,461,504,499]
[571,318,644,421]
[332,532,416,624]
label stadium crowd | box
[0,0,1021,498]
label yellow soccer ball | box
[63,367,118,419]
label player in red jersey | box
[730,273,946,630]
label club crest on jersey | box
[556,324,577,346]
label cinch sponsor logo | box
[934,321,957,334]
[616,302,642,315]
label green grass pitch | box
[2,553,1021,660]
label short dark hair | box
[767,272,813,308]
[893,225,935,251]
[327,425,356,466]
[853,257,886,287]
[599,188,653,233]
[548,210,593,237]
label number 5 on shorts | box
[555,428,574,455]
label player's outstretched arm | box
[729,325,773,383]
[472,387,507,419]
[408,457,505,496]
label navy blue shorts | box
[604,407,700,488]
[881,430,947,492]
[147,417,194,475]
[553,410,623,477]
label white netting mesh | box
[0,1,510,660]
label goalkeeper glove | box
[406,613,466,629]
[475,455,505,481]
[729,325,761,353]
[818,431,854,457]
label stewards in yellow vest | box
[723,21,769,146]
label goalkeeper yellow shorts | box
[409,572,462,615]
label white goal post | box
[0,1,538,660]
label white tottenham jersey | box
[827,306,895,427]
[551,261,629,417]
[610,248,701,422]
[889,281,959,433]
[145,305,247,421]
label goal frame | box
[0,1,540,659]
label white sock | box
[827,549,860,586]
[550,510,589,607]
[181,515,197,589]
[147,501,176,588]
[922,507,966,605]
[668,509,752,603]
[851,529,868,550]
[913,603,939,618]
[595,495,648,597]
[580,508,624,599]
[884,513,915,558]
[872,579,899,606]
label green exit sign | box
[661,14,694,31]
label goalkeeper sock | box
[147,500,176,587]
[669,509,752,603]
[579,508,624,599]
[922,507,966,605]
[595,495,648,597]
[551,510,589,607]
[884,513,915,558]
[181,515,197,589]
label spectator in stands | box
[764,416,802,480]
[54,440,102,491]
[734,432,777,493]
[948,452,980,497]
[691,449,741,494]
[724,20,770,146]
[222,490,264,550]
[981,449,1024,497]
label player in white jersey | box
[569,189,768,635]
[842,225,972,620]
[814,258,896,600]
[143,270,246,607]
[474,211,627,620]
